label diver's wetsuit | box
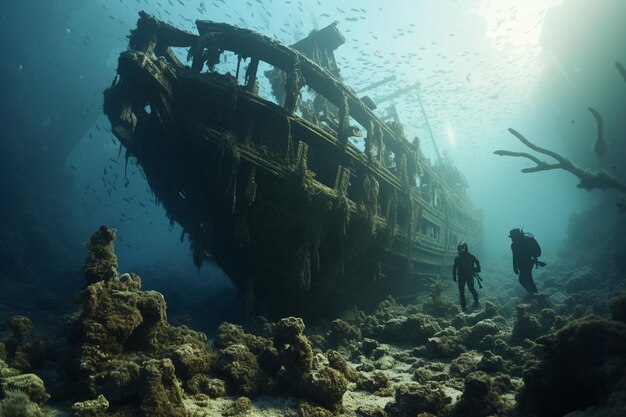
[453,252,480,311]
[511,240,538,294]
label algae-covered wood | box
[104,12,482,317]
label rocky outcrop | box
[517,318,626,417]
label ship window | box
[348,117,366,153]
[258,62,283,106]
[316,96,339,133]
[296,87,316,119]
[433,188,440,207]
[169,47,189,66]
[420,218,440,242]
[212,51,244,83]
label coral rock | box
[511,304,544,343]
[1,373,50,405]
[83,225,118,284]
[0,389,45,417]
[384,382,451,417]
[139,358,187,417]
[6,316,33,340]
[302,366,348,412]
[449,352,479,378]
[223,396,252,416]
[327,350,360,382]
[466,319,500,348]
[274,317,306,346]
[452,371,505,417]
[517,319,626,417]
[71,394,109,417]
[327,319,362,348]
[215,343,260,396]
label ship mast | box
[414,82,442,164]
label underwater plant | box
[0,389,45,417]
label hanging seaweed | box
[398,154,409,190]
[375,124,385,164]
[245,166,257,205]
[285,116,294,165]
[365,120,375,162]
[284,56,304,114]
[294,243,312,291]
[360,175,380,237]
[338,93,350,146]
[294,141,309,181]
[387,190,398,244]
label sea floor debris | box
[0,226,625,416]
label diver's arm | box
[473,255,481,273]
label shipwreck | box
[103,12,482,317]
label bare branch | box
[507,128,564,162]
[588,107,607,156]
[494,129,626,194]
[493,149,548,167]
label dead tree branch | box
[494,61,626,211]
[494,128,626,194]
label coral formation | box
[0,389,45,417]
[0,374,50,405]
[83,225,118,284]
[517,318,626,416]
[1,222,625,417]
[68,226,211,416]
[452,371,506,417]
[71,394,109,417]
[384,382,451,417]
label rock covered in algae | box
[326,319,362,349]
[69,226,212,417]
[326,349,360,383]
[449,352,479,378]
[378,314,441,345]
[71,394,109,417]
[451,371,506,417]
[517,318,626,417]
[511,304,544,343]
[223,396,252,416]
[4,315,47,371]
[214,343,261,396]
[302,366,348,412]
[1,373,50,405]
[384,382,451,417]
[138,358,186,417]
[0,388,45,417]
[83,225,117,284]
[211,315,347,412]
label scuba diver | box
[509,228,544,294]
[452,241,481,312]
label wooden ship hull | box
[104,12,482,318]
